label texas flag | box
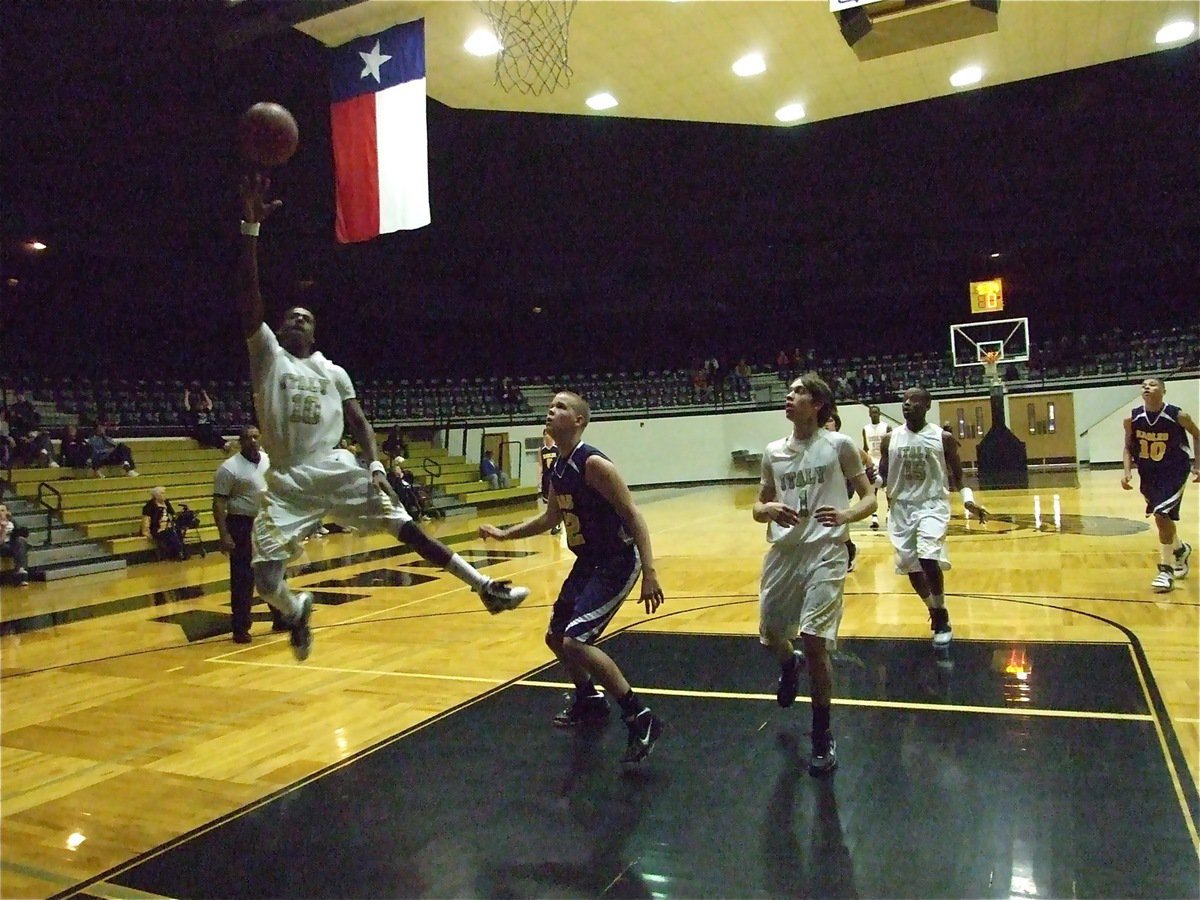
[330,19,429,242]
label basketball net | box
[982,350,1001,385]
[478,0,578,95]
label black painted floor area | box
[80,635,1196,899]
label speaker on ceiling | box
[838,7,872,46]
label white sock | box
[1161,544,1175,566]
[446,553,488,591]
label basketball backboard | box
[950,317,1030,367]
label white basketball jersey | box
[863,421,889,462]
[248,324,355,470]
[760,430,864,547]
[885,422,950,505]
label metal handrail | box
[36,481,62,547]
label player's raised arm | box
[236,174,282,340]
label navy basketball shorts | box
[1139,466,1190,521]
[548,547,641,644]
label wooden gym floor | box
[1,470,1196,898]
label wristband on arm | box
[960,486,975,506]
[368,460,386,477]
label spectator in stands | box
[480,449,509,489]
[0,503,31,585]
[142,486,187,561]
[58,423,91,469]
[729,358,753,398]
[776,349,791,381]
[382,425,407,466]
[8,391,56,468]
[498,377,521,413]
[87,422,138,477]
[690,367,712,403]
[388,459,429,520]
[0,409,14,470]
[183,384,230,451]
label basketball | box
[239,102,299,167]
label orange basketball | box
[239,102,299,167]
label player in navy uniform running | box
[1121,377,1199,592]
[539,427,562,535]
[479,391,666,765]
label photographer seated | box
[141,486,193,561]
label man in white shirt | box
[861,405,890,530]
[754,372,876,776]
[213,425,280,643]
[237,175,529,661]
[880,387,988,648]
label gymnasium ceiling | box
[270,0,1200,128]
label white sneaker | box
[126,468,139,477]
[478,579,530,614]
[93,468,106,479]
[48,460,60,468]
[869,514,879,531]
[1152,565,1174,593]
[1173,542,1192,578]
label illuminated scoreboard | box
[970,278,1004,314]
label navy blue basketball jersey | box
[550,443,634,559]
[1130,403,1191,474]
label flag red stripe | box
[331,93,380,244]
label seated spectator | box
[0,503,31,585]
[497,377,522,413]
[8,392,56,468]
[0,409,14,470]
[87,422,138,477]
[382,425,408,466]
[775,349,791,381]
[141,486,187,560]
[388,459,429,520]
[480,449,509,489]
[58,423,91,469]
[729,358,752,397]
[182,384,230,451]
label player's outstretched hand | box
[640,571,664,614]
[239,173,283,224]
[966,500,989,524]
[478,524,505,541]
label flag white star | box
[359,40,392,83]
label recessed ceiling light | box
[1155,20,1195,44]
[950,65,983,88]
[586,92,618,111]
[732,53,766,77]
[989,252,1001,259]
[775,103,806,123]
[464,29,502,56]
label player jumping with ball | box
[237,175,529,661]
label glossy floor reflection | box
[74,634,1196,899]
